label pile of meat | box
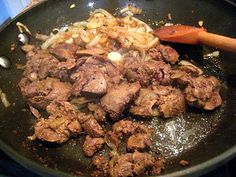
[19,41,222,176]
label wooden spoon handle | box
[198,31,236,52]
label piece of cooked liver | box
[101,82,141,119]
[83,135,105,157]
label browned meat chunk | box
[35,118,69,143]
[104,131,120,150]
[112,120,137,137]
[131,86,185,118]
[88,103,106,122]
[109,151,162,177]
[35,101,82,143]
[49,43,79,60]
[72,56,123,85]
[83,135,105,157]
[130,88,159,117]
[21,78,71,108]
[76,111,104,138]
[101,82,141,119]
[92,155,109,177]
[35,116,82,143]
[127,133,152,152]
[122,50,141,69]
[72,69,107,96]
[132,151,154,175]
[48,101,105,138]
[171,60,203,87]
[46,100,78,117]
[90,171,104,177]
[125,60,171,87]
[71,69,107,96]
[135,124,153,135]
[112,120,152,138]
[81,118,105,138]
[71,56,122,96]
[154,86,186,118]
[20,46,77,83]
[171,69,193,88]
[149,45,179,64]
[21,47,60,81]
[109,153,134,177]
[83,72,107,95]
[93,156,109,171]
[150,156,166,175]
[184,76,222,110]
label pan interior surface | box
[0,0,236,177]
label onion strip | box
[86,34,102,48]
[16,22,32,35]
[0,88,11,108]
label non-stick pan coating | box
[0,0,236,177]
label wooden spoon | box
[154,25,236,53]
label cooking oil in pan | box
[149,106,224,159]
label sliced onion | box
[73,21,88,27]
[86,34,102,48]
[16,22,32,35]
[120,4,142,15]
[79,29,91,43]
[0,88,11,108]
[41,33,61,50]
[133,37,159,50]
[91,9,115,19]
[29,106,41,119]
[28,134,36,141]
[35,33,49,41]
[179,60,203,75]
[131,16,153,33]
[109,150,119,168]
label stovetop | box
[0,149,235,177]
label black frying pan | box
[0,0,236,177]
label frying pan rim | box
[0,139,235,177]
[0,0,236,177]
